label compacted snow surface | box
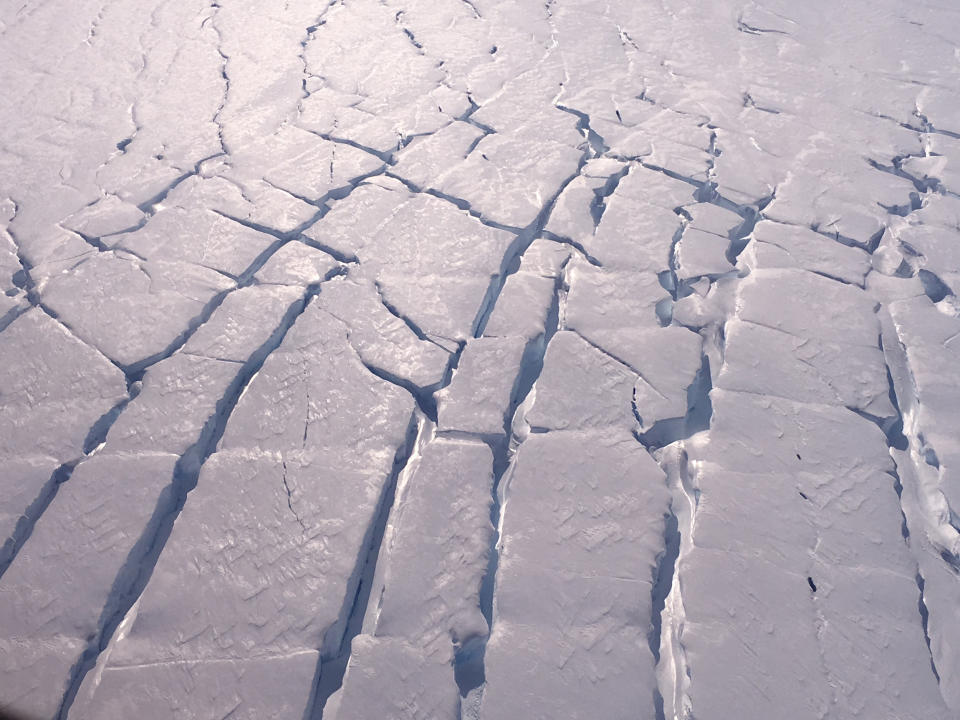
[1,0,960,718]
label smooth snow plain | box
[1,0,960,718]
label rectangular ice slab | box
[330,439,494,720]
[480,431,669,720]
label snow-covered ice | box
[1,0,960,718]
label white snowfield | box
[1,0,959,718]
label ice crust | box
[1,0,959,718]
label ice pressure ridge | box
[1,0,960,718]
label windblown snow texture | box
[1,0,959,718]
